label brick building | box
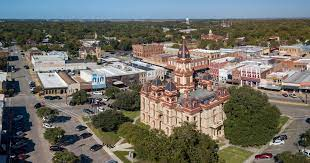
[132,43,164,58]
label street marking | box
[45,102,81,119]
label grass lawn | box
[278,115,289,130]
[114,151,131,163]
[86,122,120,145]
[219,146,253,163]
[121,110,140,120]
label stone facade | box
[140,40,229,139]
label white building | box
[47,51,68,60]
[38,72,68,95]
[32,55,65,72]
[130,60,167,82]
[80,70,106,90]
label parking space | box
[51,112,112,162]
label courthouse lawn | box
[219,146,253,163]
[121,110,140,120]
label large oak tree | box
[224,86,280,146]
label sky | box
[0,0,310,19]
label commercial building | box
[31,55,92,72]
[279,44,310,57]
[58,72,80,95]
[47,51,69,60]
[94,62,145,86]
[140,41,229,139]
[130,61,167,83]
[209,57,236,80]
[239,61,273,87]
[79,46,101,59]
[32,55,65,72]
[282,71,310,92]
[38,72,68,95]
[25,47,44,61]
[132,44,164,58]
[80,70,106,90]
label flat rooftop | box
[38,72,68,89]
[283,71,310,84]
[93,63,145,77]
[32,55,64,62]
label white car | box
[270,139,285,145]
[92,91,103,95]
[43,123,55,129]
[13,115,23,121]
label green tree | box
[52,150,79,163]
[299,129,310,147]
[92,110,132,132]
[112,91,140,111]
[276,151,310,163]
[118,122,219,162]
[70,90,90,105]
[224,86,281,146]
[44,127,65,145]
[36,107,59,119]
[105,86,120,99]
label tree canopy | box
[118,122,219,162]
[112,91,140,111]
[44,127,65,145]
[299,129,310,148]
[36,107,59,119]
[276,151,310,163]
[52,150,79,163]
[70,90,90,105]
[224,86,280,146]
[92,110,132,132]
[104,86,121,99]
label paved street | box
[7,48,113,162]
[7,49,53,162]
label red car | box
[255,153,273,159]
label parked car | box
[75,125,87,131]
[24,65,29,69]
[43,123,55,129]
[80,132,93,139]
[270,139,285,145]
[282,93,288,97]
[49,145,64,152]
[34,103,43,109]
[299,148,310,157]
[102,97,109,102]
[44,96,54,100]
[53,96,62,100]
[83,109,94,114]
[13,115,23,121]
[92,91,103,95]
[90,144,103,152]
[289,93,297,98]
[306,118,310,124]
[12,141,27,149]
[273,134,288,141]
